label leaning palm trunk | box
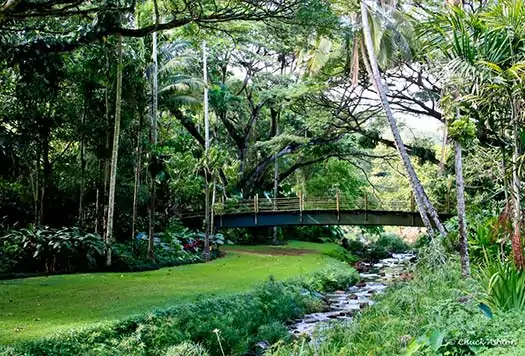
[360,1,446,237]
[454,139,470,277]
[511,99,524,269]
[105,34,123,267]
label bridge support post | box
[220,196,224,228]
[299,192,303,222]
[254,194,259,225]
[336,190,340,222]
[364,193,368,222]
[410,191,415,226]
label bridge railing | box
[213,192,451,216]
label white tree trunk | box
[105,34,123,267]
[454,139,470,277]
[511,100,524,269]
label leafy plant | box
[477,254,525,312]
[0,226,104,274]
[164,342,210,356]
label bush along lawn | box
[0,263,358,356]
[268,258,525,356]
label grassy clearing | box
[0,241,341,344]
[223,240,347,255]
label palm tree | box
[299,0,447,237]
[359,0,447,238]
[420,0,525,269]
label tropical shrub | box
[322,248,359,264]
[111,240,202,272]
[342,233,410,261]
[375,233,410,253]
[477,256,525,313]
[0,226,104,274]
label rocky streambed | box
[289,253,416,337]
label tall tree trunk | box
[105,34,123,267]
[360,1,445,237]
[440,122,448,174]
[132,110,143,241]
[40,124,51,225]
[272,110,280,244]
[32,153,40,225]
[455,139,470,277]
[511,99,524,269]
[148,29,158,261]
[203,41,211,261]
[102,48,111,241]
[79,97,87,228]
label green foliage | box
[375,233,410,253]
[164,342,210,356]
[467,214,509,264]
[322,248,359,264]
[268,261,525,356]
[1,265,357,356]
[291,265,359,293]
[111,241,202,272]
[477,256,525,313]
[448,116,477,145]
[0,226,103,274]
[342,233,410,261]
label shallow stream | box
[288,253,416,337]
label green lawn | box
[223,240,344,254]
[0,241,341,343]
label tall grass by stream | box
[268,259,525,356]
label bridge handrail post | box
[410,191,416,226]
[299,192,304,222]
[336,189,340,222]
[254,194,259,225]
[364,192,368,221]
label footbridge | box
[180,193,453,229]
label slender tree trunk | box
[455,139,470,277]
[132,111,143,241]
[511,100,524,269]
[360,1,444,237]
[102,48,111,241]
[79,97,87,228]
[210,173,217,241]
[40,125,51,225]
[273,111,280,244]
[105,34,123,267]
[95,185,99,234]
[440,122,448,174]
[148,29,159,260]
[32,154,40,225]
[203,41,211,261]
